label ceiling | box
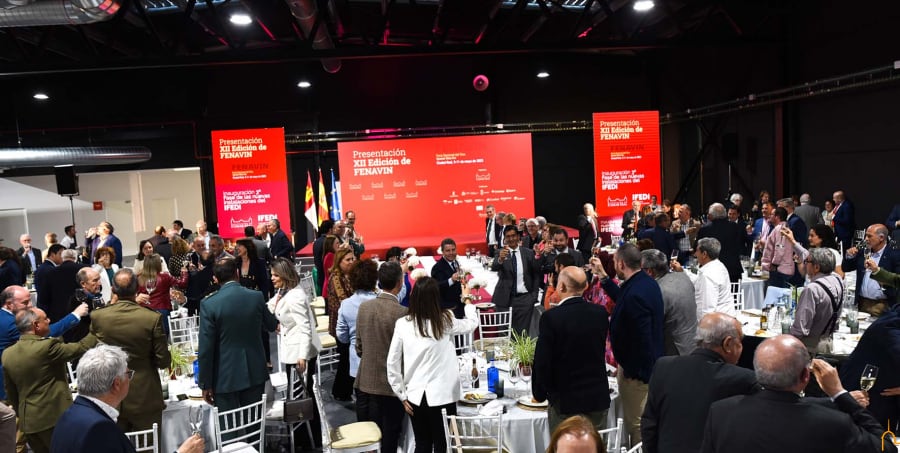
[0,0,786,73]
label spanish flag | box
[317,168,329,226]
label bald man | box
[842,223,900,316]
[533,266,611,432]
[642,313,759,453]
[702,335,892,453]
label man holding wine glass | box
[842,224,900,317]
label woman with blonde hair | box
[168,236,191,272]
[137,253,188,330]
[268,257,320,379]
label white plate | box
[517,395,548,407]
[460,392,497,404]
[187,388,203,398]
[857,312,871,321]
[475,303,496,310]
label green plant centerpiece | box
[510,329,537,367]
[169,343,192,378]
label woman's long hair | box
[270,257,300,292]
[329,248,355,276]
[407,277,451,340]
[138,253,162,286]
[136,239,152,262]
[810,224,840,250]
[235,238,257,261]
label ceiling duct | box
[0,147,152,169]
[285,0,341,73]
[0,0,122,28]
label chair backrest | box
[621,441,643,453]
[125,422,159,453]
[288,364,306,401]
[317,346,341,378]
[311,375,333,449]
[442,408,503,452]
[168,315,199,346]
[730,281,744,311]
[66,361,76,384]
[213,394,267,450]
[479,311,512,340]
[598,418,624,452]
[453,331,473,355]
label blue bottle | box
[193,359,200,385]
[487,361,499,393]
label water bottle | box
[487,361,499,393]
[193,359,199,386]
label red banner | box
[592,111,661,234]
[337,134,534,247]
[211,128,291,238]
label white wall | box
[1,168,203,257]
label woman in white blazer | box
[387,276,478,453]
[91,246,119,303]
[267,257,322,379]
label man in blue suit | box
[886,203,900,245]
[198,259,278,412]
[594,243,664,446]
[88,221,124,267]
[831,190,856,249]
[0,285,86,401]
[51,344,205,453]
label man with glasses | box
[1,307,97,453]
[492,226,543,336]
[90,268,170,432]
[51,344,204,453]
[791,248,844,354]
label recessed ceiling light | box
[297,80,312,89]
[633,0,654,12]
[229,13,252,25]
[33,93,49,100]
[536,71,550,79]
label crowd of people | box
[0,190,897,452]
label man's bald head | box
[695,313,744,364]
[112,268,138,300]
[1,285,31,312]
[556,266,588,299]
[753,335,810,392]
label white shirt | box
[508,248,527,293]
[60,236,76,249]
[81,395,119,422]
[688,259,736,319]
[387,304,479,406]
[860,245,887,300]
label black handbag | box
[283,397,315,423]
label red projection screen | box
[211,128,292,238]
[337,134,534,248]
[592,111,661,235]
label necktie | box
[510,250,517,281]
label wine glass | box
[671,249,679,261]
[520,364,533,397]
[189,406,203,435]
[507,360,520,398]
[860,364,879,394]
[145,278,157,295]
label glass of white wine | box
[860,364,879,394]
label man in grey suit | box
[794,193,823,230]
[198,259,277,412]
[640,249,697,356]
[491,226,542,336]
[243,226,272,264]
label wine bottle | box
[471,358,480,389]
[760,308,769,331]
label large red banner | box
[337,134,534,247]
[211,128,291,238]
[592,111,661,234]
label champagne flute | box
[507,360,520,399]
[189,406,202,435]
[860,364,878,394]
[671,249,679,261]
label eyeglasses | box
[125,369,135,380]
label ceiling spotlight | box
[536,71,550,79]
[229,13,252,25]
[297,80,312,89]
[633,0,654,12]
[33,93,49,100]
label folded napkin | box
[479,399,504,416]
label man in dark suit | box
[539,228,584,277]
[147,226,172,265]
[172,219,193,240]
[831,190,856,249]
[15,234,41,276]
[51,344,205,453]
[642,313,759,453]
[198,259,277,412]
[267,218,294,261]
[621,201,642,239]
[638,213,689,260]
[839,303,900,430]
[40,249,86,326]
[697,203,745,282]
[33,244,64,299]
[431,238,465,318]
[243,226,272,264]
[484,205,502,257]
[88,221,123,267]
[576,203,599,261]
[842,224,900,316]
[886,203,900,246]
[777,197,809,249]
[533,266,610,432]
[89,269,170,432]
[491,226,542,336]
[701,335,893,453]
[2,307,97,452]
[594,242,664,445]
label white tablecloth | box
[741,277,766,310]
[161,379,219,453]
